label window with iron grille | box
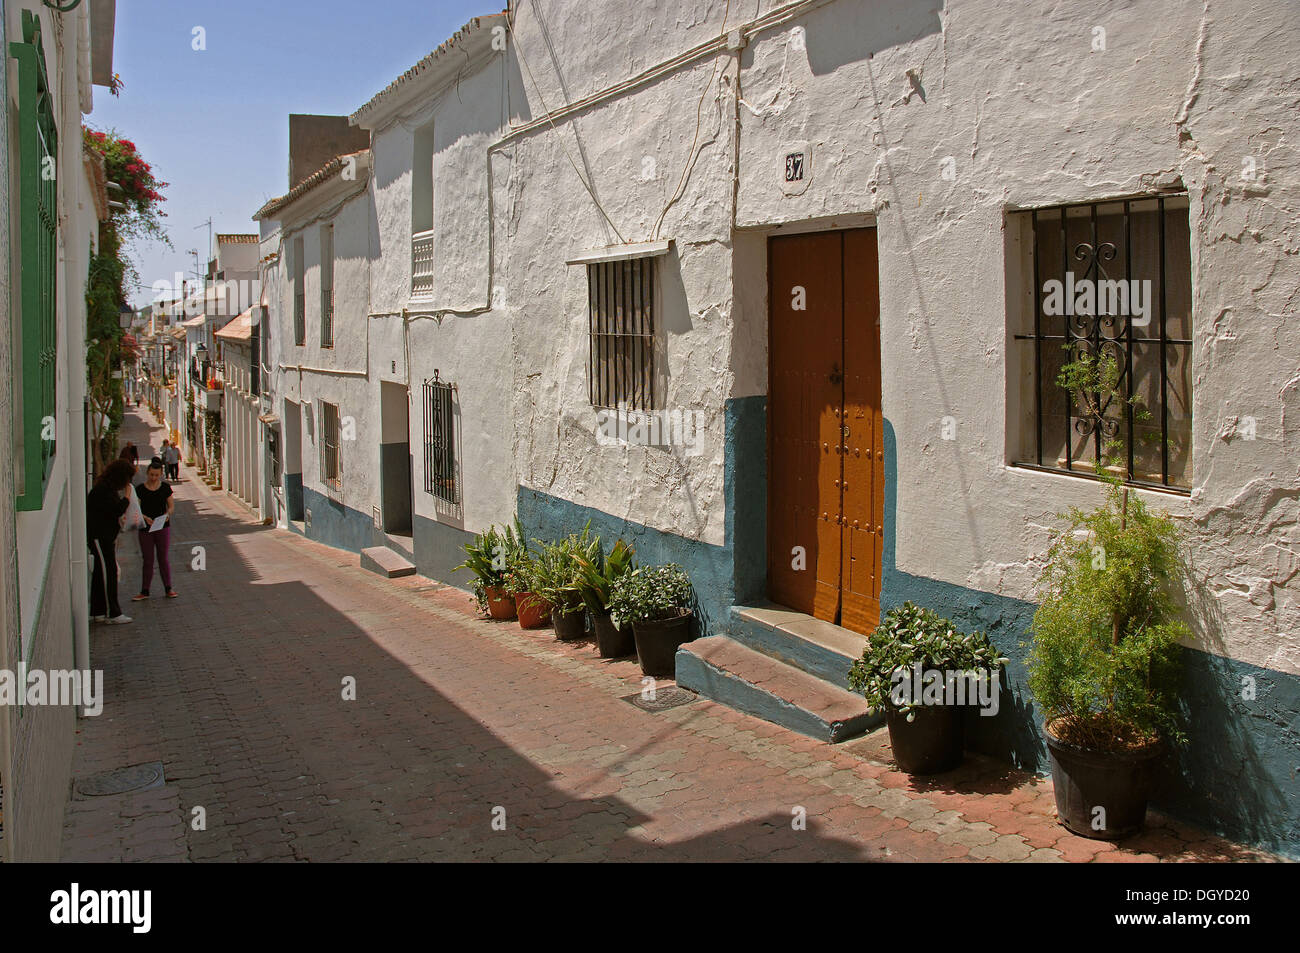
[588,257,655,411]
[1010,195,1193,491]
[320,401,341,488]
[422,372,458,504]
[11,10,58,511]
[267,427,282,488]
[320,224,334,347]
[293,235,305,346]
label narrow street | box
[55,409,1272,863]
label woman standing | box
[133,457,177,600]
[87,459,137,624]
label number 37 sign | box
[780,141,812,196]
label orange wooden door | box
[767,228,884,634]
[841,229,884,632]
[768,232,844,622]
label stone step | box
[360,546,416,579]
[675,636,880,743]
[729,602,869,691]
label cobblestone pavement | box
[59,410,1278,862]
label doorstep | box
[728,601,869,692]
[676,636,878,743]
[360,546,417,579]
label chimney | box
[288,114,370,189]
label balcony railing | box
[411,229,435,298]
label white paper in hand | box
[148,513,168,532]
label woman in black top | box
[87,458,138,624]
[133,457,177,600]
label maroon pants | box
[139,525,172,593]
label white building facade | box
[248,2,1300,857]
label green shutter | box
[11,10,58,512]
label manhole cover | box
[624,686,699,713]
[74,762,165,798]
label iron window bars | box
[293,236,305,346]
[422,372,459,505]
[11,10,58,511]
[1012,195,1193,491]
[321,401,341,489]
[320,224,334,347]
[588,257,655,411]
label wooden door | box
[767,228,883,633]
[768,232,844,621]
[840,229,884,631]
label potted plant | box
[512,551,553,629]
[608,564,695,677]
[453,521,527,621]
[1024,345,1191,839]
[1026,482,1188,839]
[575,538,636,658]
[847,602,1007,775]
[536,525,600,642]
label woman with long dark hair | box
[133,456,177,601]
[87,458,138,624]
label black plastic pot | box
[884,704,965,775]
[552,606,587,642]
[591,608,635,658]
[632,611,694,677]
[1044,722,1162,840]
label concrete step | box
[675,636,880,743]
[728,602,869,691]
[360,546,416,579]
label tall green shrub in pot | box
[1027,346,1192,839]
[1027,483,1189,838]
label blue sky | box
[91,0,498,305]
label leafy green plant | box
[847,603,1007,718]
[573,538,635,614]
[532,524,601,617]
[454,518,529,613]
[1026,482,1189,752]
[607,564,693,629]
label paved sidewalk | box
[59,409,1277,862]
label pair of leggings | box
[90,536,122,618]
[138,524,172,593]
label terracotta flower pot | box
[484,586,516,621]
[515,592,552,629]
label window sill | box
[1005,462,1193,501]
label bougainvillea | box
[82,125,169,248]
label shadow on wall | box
[803,0,944,76]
